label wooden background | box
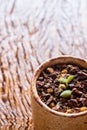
[0,0,87,129]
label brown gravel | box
[37,64,87,113]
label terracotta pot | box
[31,56,87,130]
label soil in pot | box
[36,64,87,113]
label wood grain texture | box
[0,0,87,129]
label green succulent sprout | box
[58,75,75,87]
[60,90,72,98]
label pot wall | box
[31,93,87,130]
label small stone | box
[49,102,55,108]
[46,96,54,105]
[68,99,78,107]
[80,107,87,112]
[61,69,68,74]
[47,67,54,73]
[60,74,66,78]
[52,102,61,110]
[47,88,53,93]
[72,88,82,96]
[66,109,73,113]
[59,84,66,89]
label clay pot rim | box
[31,56,87,118]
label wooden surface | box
[0,0,87,129]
